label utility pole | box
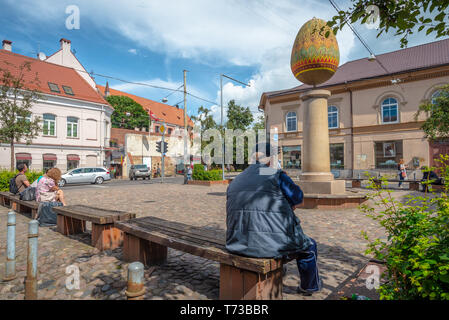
[183,70,188,185]
[220,74,250,181]
[161,122,165,183]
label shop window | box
[330,143,344,169]
[375,140,403,169]
[282,145,301,169]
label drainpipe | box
[348,84,355,178]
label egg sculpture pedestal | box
[290,18,366,209]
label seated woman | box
[35,168,66,226]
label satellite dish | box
[38,52,47,61]
[162,98,168,103]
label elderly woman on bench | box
[35,168,67,226]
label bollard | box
[414,172,416,180]
[125,262,145,300]
[3,211,17,281]
[24,220,39,300]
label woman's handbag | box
[19,187,36,201]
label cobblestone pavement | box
[0,184,418,300]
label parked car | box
[59,167,111,187]
[129,164,151,180]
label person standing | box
[398,159,407,188]
[156,164,161,178]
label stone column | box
[298,89,345,194]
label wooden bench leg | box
[91,223,124,251]
[56,215,86,236]
[123,233,167,266]
[219,264,283,300]
[410,182,420,191]
[31,208,38,220]
[11,201,19,212]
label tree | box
[107,95,150,131]
[252,114,265,132]
[226,100,253,130]
[191,105,217,154]
[327,1,449,48]
[416,84,449,140]
[0,62,42,170]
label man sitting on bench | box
[226,142,322,296]
[420,166,443,192]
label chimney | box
[2,40,12,52]
[105,82,110,97]
[60,38,71,53]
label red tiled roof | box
[264,38,449,99]
[97,85,193,127]
[0,49,108,105]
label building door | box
[429,140,449,168]
[86,155,97,167]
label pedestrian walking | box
[398,159,407,188]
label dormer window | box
[48,82,60,93]
[62,85,74,95]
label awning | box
[16,153,31,160]
[67,154,80,161]
[43,154,57,161]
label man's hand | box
[292,204,303,210]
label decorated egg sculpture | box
[291,18,340,86]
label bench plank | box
[115,217,286,274]
[53,205,135,224]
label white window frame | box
[381,98,399,124]
[286,111,297,132]
[43,114,57,136]
[431,90,442,105]
[67,117,79,138]
[328,106,339,129]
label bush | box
[193,164,204,173]
[0,169,43,192]
[360,154,449,300]
[192,169,223,181]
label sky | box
[0,0,446,124]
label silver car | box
[59,167,111,187]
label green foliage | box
[107,95,150,131]
[226,100,253,130]
[416,84,449,140]
[0,169,44,192]
[360,154,449,300]
[0,61,43,170]
[191,106,217,154]
[192,166,222,181]
[252,114,265,132]
[327,1,449,48]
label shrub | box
[192,169,223,181]
[193,164,204,173]
[0,169,43,192]
[360,154,449,300]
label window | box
[43,154,56,171]
[375,140,403,169]
[83,168,95,173]
[330,143,344,169]
[168,128,173,135]
[381,98,399,123]
[67,117,79,138]
[328,106,339,129]
[67,155,80,170]
[48,82,60,93]
[62,86,74,95]
[286,112,297,132]
[71,168,82,175]
[95,168,106,173]
[43,114,56,136]
[431,90,441,105]
[16,153,31,168]
[155,126,160,133]
[17,113,31,123]
[282,146,301,169]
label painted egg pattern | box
[291,18,340,86]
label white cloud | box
[13,0,356,119]
[128,48,137,55]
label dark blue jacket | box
[226,164,311,259]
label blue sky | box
[1,0,446,123]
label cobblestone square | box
[0,182,408,300]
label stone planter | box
[188,180,230,186]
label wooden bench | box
[115,216,292,300]
[0,192,39,219]
[53,205,136,251]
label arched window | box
[381,98,399,124]
[67,117,79,138]
[43,114,56,136]
[286,112,297,132]
[431,90,442,105]
[328,106,339,129]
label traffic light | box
[163,142,168,154]
[156,141,162,153]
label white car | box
[59,167,111,187]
